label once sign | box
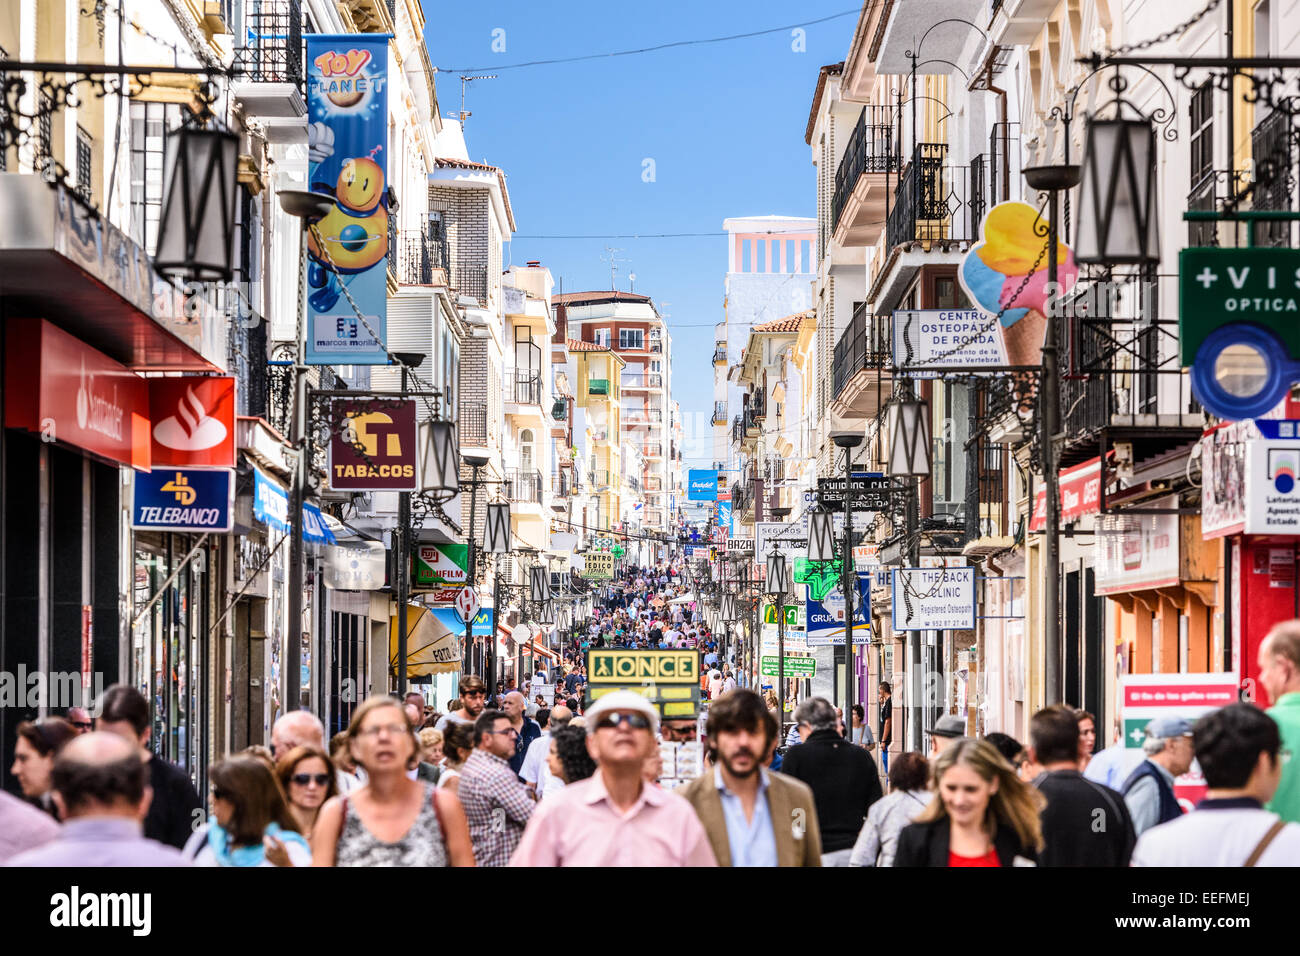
[585,649,701,718]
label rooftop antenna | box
[459,74,498,127]
[628,271,637,293]
[600,245,626,290]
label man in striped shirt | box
[458,709,535,866]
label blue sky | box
[421,1,855,466]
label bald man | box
[501,691,542,777]
[272,709,361,793]
[5,733,189,866]
[521,705,573,798]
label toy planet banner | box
[305,35,390,364]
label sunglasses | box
[595,712,651,731]
[291,773,330,787]
[70,721,94,731]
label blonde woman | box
[894,738,1044,867]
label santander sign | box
[149,376,236,468]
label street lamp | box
[808,509,837,562]
[153,122,240,282]
[831,427,864,747]
[1075,116,1159,265]
[483,499,511,694]
[886,396,933,477]
[765,544,790,736]
[1022,161,1081,708]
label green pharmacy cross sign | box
[611,544,625,558]
[794,558,842,601]
[1180,235,1300,421]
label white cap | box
[584,690,660,735]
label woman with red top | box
[893,738,1043,867]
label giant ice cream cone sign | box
[959,201,1079,368]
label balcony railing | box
[731,415,743,444]
[711,401,727,425]
[642,443,662,458]
[455,265,489,304]
[713,345,727,365]
[234,0,302,86]
[750,390,767,420]
[459,401,488,446]
[831,301,890,399]
[587,378,609,395]
[506,469,543,503]
[832,105,898,232]
[508,369,542,406]
[1251,108,1293,248]
[393,229,448,285]
[886,144,977,249]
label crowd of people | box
[3,562,1299,868]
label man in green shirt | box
[1258,622,1300,823]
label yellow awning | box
[389,604,462,677]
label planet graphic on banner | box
[959,201,1078,368]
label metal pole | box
[286,224,309,712]
[777,589,786,741]
[843,445,855,741]
[489,564,499,697]
[1042,188,1063,705]
[396,363,410,698]
[464,464,480,680]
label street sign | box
[585,649,701,718]
[761,656,816,678]
[817,473,891,510]
[455,586,480,624]
[890,567,976,631]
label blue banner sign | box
[687,469,718,501]
[252,466,336,544]
[429,606,495,636]
[305,34,391,364]
[805,572,873,647]
[132,468,233,532]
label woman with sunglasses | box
[12,718,78,817]
[276,745,338,839]
[185,755,311,866]
[313,696,475,866]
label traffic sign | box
[761,656,816,678]
[455,586,480,624]
[817,474,892,510]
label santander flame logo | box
[153,384,228,451]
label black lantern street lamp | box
[765,544,790,738]
[1022,161,1081,707]
[830,425,864,743]
[153,123,240,283]
[483,499,511,693]
[1075,116,1160,265]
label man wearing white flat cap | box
[509,691,717,867]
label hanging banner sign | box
[817,473,891,510]
[890,567,976,631]
[411,543,468,589]
[132,468,233,532]
[329,399,418,490]
[892,309,1009,376]
[252,465,336,544]
[1030,456,1102,531]
[687,470,719,501]
[305,34,391,364]
[1094,496,1179,594]
[323,539,386,589]
[1244,438,1300,534]
[149,376,236,468]
[586,648,700,719]
[805,573,873,647]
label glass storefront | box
[132,532,210,786]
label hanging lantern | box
[484,502,511,554]
[1075,116,1160,264]
[537,599,555,626]
[153,123,239,282]
[765,549,789,599]
[887,397,932,477]
[807,509,837,562]
[530,565,550,603]
[418,419,460,496]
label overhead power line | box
[435,9,859,74]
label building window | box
[76,125,92,202]
[594,328,611,347]
[130,101,181,253]
[618,328,644,350]
[35,93,52,172]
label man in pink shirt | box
[509,691,717,867]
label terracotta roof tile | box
[566,339,608,351]
[552,290,653,306]
[753,310,814,333]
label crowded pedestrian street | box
[0,0,1298,940]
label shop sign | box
[252,465,336,544]
[761,656,816,677]
[1244,438,1300,534]
[585,648,700,719]
[1121,673,1240,811]
[323,540,386,590]
[329,399,417,491]
[687,470,718,501]
[132,468,233,532]
[892,309,1008,375]
[725,537,754,553]
[304,35,391,364]
[4,318,150,468]
[149,376,236,468]
[1200,422,1252,539]
[1030,456,1102,531]
[1094,496,1179,594]
[582,552,614,580]
[890,567,977,631]
[411,543,468,589]
[429,606,494,637]
[806,573,873,646]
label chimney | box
[526,260,541,268]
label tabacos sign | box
[329,399,418,491]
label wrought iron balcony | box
[886,144,978,249]
[713,345,728,365]
[1251,108,1294,248]
[711,401,727,426]
[750,390,766,420]
[731,415,744,445]
[508,369,542,406]
[831,301,890,400]
[234,0,303,86]
[505,468,543,504]
[832,105,898,233]
[392,229,449,285]
[459,401,488,446]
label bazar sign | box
[132,468,233,532]
[330,399,418,491]
[412,543,468,589]
[890,567,976,631]
[4,318,150,468]
[149,376,236,469]
[1030,457,1102,531]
